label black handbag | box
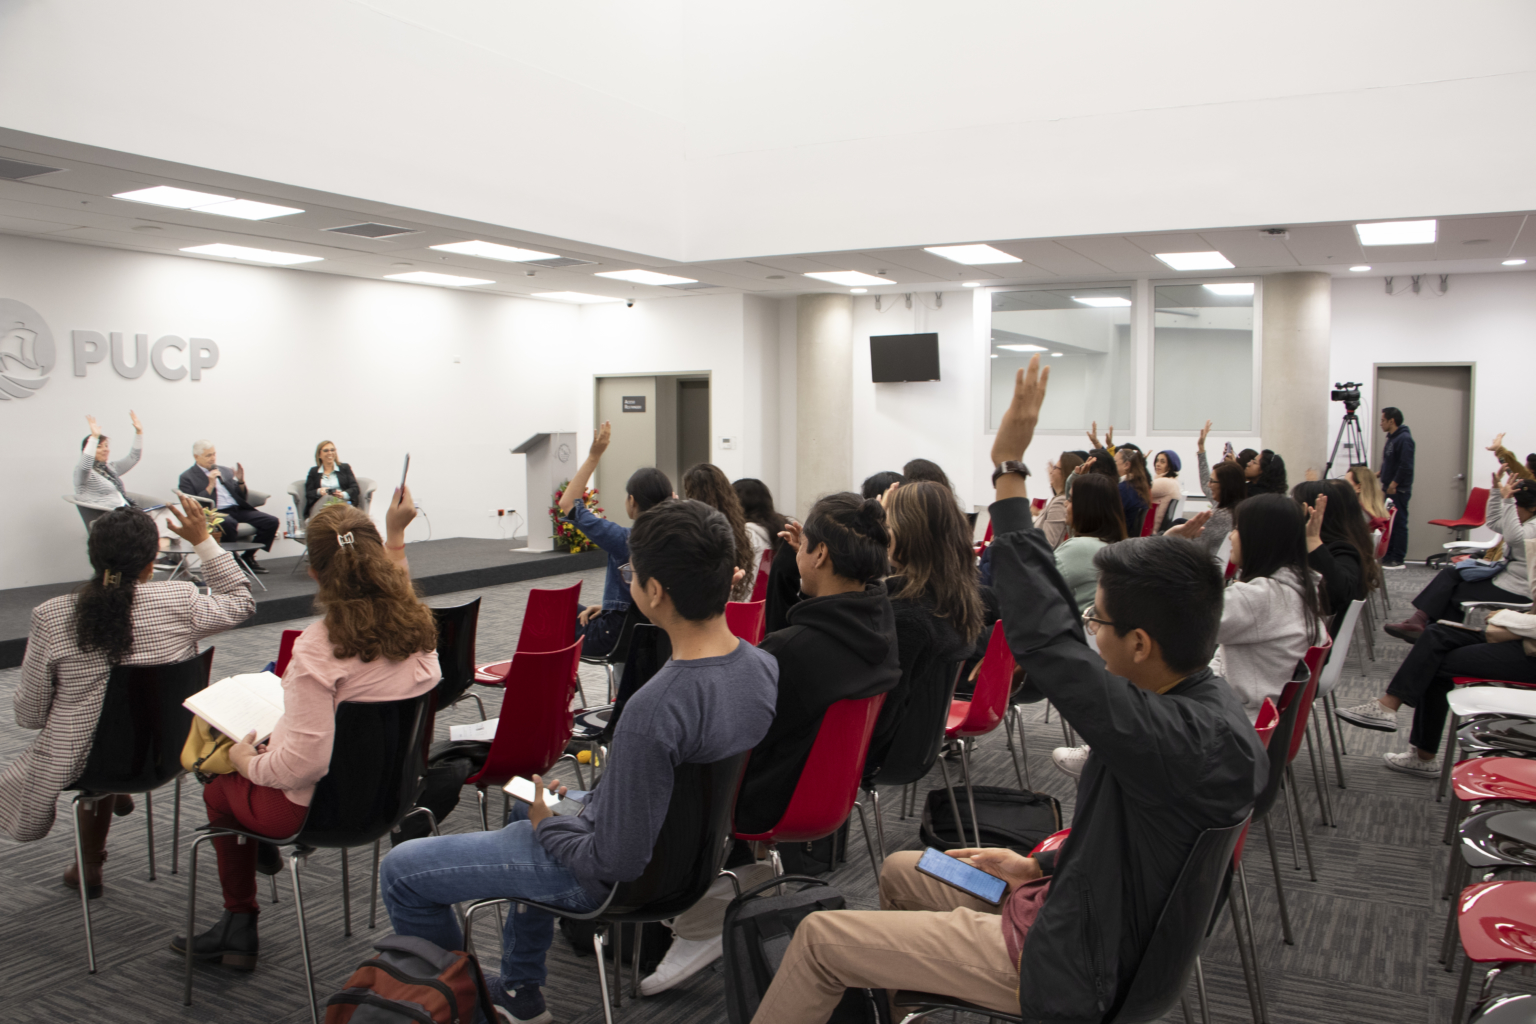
[919,785,1062,854]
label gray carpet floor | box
[0,563,1527,1023]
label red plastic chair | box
[1432,487,1491,534]
[464,639,584,829]
[726,600,767,645]
[474,581,583,686]
[1030,828,1070,857]
[735,693,887,873]
[1451,880,1536,1023]
[274,628,303,677]
[1029,500,1044,513]
[749,547,774,603]
[1443,756,1536,854]
[941,622,1016,847]
[1139,502,1162,537]
[1435,675,1536,802]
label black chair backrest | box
[1254,675,1306,822]
[862,660,965,788]
[604,750,751,922]
[1105,817,1248,1024]
[299,694,433,848]
[70,648,215,795]
[431,598,481,707]
[77,505,108,531]
[605,602,648,665]
[609,620,670,735]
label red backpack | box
[324,935,495,1024]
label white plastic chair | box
[1436,685,1536,804]
[1316,599,1366,789]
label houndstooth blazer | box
[0,543,255,842]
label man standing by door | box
[1380,406,1415,567]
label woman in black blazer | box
[304,440,361,517]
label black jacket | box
[763,540,802,635]
[1380,425,1416,496]
[305,462,361,517]
[988,497,1267,1024]
[1308,538,1365,636]
[734,584,901,836]
[178,463,255,509]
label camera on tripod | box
[1331,382,1362,411]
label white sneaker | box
[638,934,722,996]
[1052,745,1090,778]
[1383,749,1440,779]
[1336,699,1400,732]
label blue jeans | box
[380,803,606,989]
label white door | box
[595,376,657,527]
[1373,365,1472,562]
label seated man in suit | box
[178,439,279,573]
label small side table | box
[216,540,268,592]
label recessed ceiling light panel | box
[384,271,494,287]
[962,282,982,288]
[1504,259,1528,266]
[532,291,623,304]
[1355,220,1437,246]
[431,240,560,263]
[1154,251,1235,271]
[804,271,893,287]
[1071,295,1132,307]
[997,343,1048,352]
[194,199,304,220]
[1350,265,1372,272]
[115,187,301,220]
[595,269,698,286]
[924,244,1023,265]
[181,243,322,266]
[1202,283,1254,296]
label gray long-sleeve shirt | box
[537,638,778,897]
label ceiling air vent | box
[520,256,597,268]
[0,158,64,180]
[667,282,717,290]
[325,222,418,239]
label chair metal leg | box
[270,873,279,904]
[605,663,617,703]
[1286,765,1318,881]
[291,851,321,1024]
[145,788,157,881]
[1002,709,1026,790]
[172,775,183,874]
[1439,712,1461,804]
[958,741,985,848]
[870,787,888,860]
[1278,776,1300,870]
[853,800,881,878]
[1441,859,1470,966]
[1261,817,1295,945]
[1060,715,1074,747]
[73,796,97,973]
[1322,695,1347,789]
[1236,862,1268,1021]
[341,847,352,937]
[1452,956,1475,1024]
[1181,994,1193,1024]
[1195,956,1211,1024]
[1445,793,1468,848]
[370,839,381,929]
[1016,708,1033,791]
[592,929,617,1024]
[1305,717,1335,826]
[936,756,969,849]
[477,787,490,831]
[612,921,625,1010]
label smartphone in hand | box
[915,847,1007,905]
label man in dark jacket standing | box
[1379,406,1415,567]
[751,357,1267,1024]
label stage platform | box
[0,538,604,669]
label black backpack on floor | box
[722,874,891,1024]
[919,785,1061,854]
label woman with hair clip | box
[1211,493,1323,720]
[1293,480,1380,637]
[864,480,986,775]
[1053,471,1128,612]
[1245,449,1289,497]
[684,463,756,600]
[1115,448,1153,534]
[172,490,440,971]
[0,496,254,893]
[557,421,676,656]
[1348,463,1389,520]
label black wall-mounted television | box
[870,332,940,382]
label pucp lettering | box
[72,330,219,381]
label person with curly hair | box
[683,462,756,600]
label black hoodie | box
[734,583,901,835]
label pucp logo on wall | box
[0,298,219,401]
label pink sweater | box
[245,620,440,806]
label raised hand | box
[85,414,100,438]
[165,493,211,546]
[129,409,143,434]
[234,462,246,483]
[991,354,1050,468]
[386,484,418,535]
[1305,494,1327,551]
[778,518,805,553]
[1488,433,1506,452]
[1197,419,1211,452]
[1105,425,1115,446]
[1086,420,1102,449]
[1501,476,1517,501]
[1164,510,1212,539]
[590,421,612,460]
[1076,456,1096,475]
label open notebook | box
[184,671,286,742]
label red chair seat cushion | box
[1451,757,1536,804]
[945,700,970,735]
[1457,881,1536,964]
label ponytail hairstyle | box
[1231,493,1322,643]
[682,463,754,598]
[732,477,788,552]
[626,467,673,513]
[74,508,160,663]
[801,492,890,584]
[307,504,437,662]
[887,481,984,642]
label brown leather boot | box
[62,797,114,899]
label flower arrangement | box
[551,482,604,553]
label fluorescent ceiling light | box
[385,271,494,287]
[962,281,982,288]
[595,269,698,286]
[924,244,1022,265]
[430,240,559,262]
[532,291,623,304]
[803,271,893,287]
[1355,219,1436,246]
[1350,265,1372,272]
[997,343,1048,352]
[850,288,867,294]
[990,354,998,359]
[180,243,322,265]
[1051,352,1064,357]
[1202,283,1254,296]
[116,186,301,220]
[1504,259,1528,266]
[1154,251,1234,271]
[1071,295,1132,307]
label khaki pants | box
[751,851,1019,1024]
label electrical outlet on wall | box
[719,436,737,450]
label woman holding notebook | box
[0,496,255,897]
[171,491,440,971]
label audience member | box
[73,411,146,511]
[1245,449,1289,497]
[1237,448,1259,471]
[1115,447,1153,534]
[178,440,280,573]
[762,524,802,634]
[734,477,787,584]
[751,357,1266,1024]
[1338,538,1536,776]
[1488,433,1536,482]
[1150,450,1182,531]
[1293,481,1378,636]
[684,463,756,600]
[1209,493,1322,720]
[0,498,253,889]
[864,481,985,775]
[303,440,361,517]
[861,470,904,501]
[1348,463,1389,520]
[556,422,674,656]
[383,500,777,1024]
[171,495,438,970]
[1378,406,1415,567]
[902,458,951,490]
[1032,452,1081,549]
[1384,472,1536,642]
[1197,421,1246,557]
[1053,471,1126,612]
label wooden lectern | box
[512,432,578,551]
